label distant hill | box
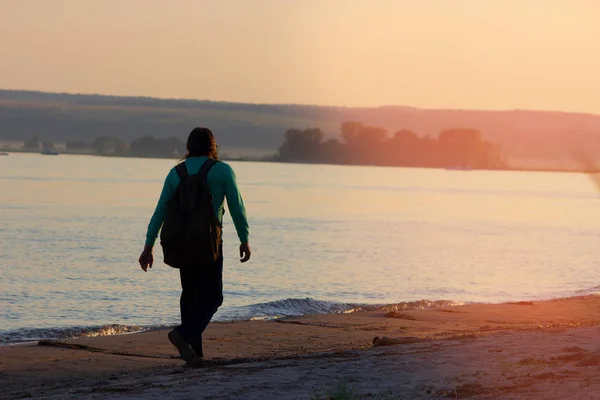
[1,89,600,167]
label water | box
[2,153,600,344]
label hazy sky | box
[2,0,600,112]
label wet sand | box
[2,295,600,399]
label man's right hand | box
[239,242,251,263]
[139,246,154,271]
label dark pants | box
[175,252,223,358]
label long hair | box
[185,127,219,159]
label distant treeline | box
[21,122,507,168]
[275,122,507,169]
[23,135,187,158]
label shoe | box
[167,329,197,364]
[192,346,204,359]
[184,357,205,369]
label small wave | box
[572,286,600,296]
[228,297,462,321]
[0,324,148,345]
[357,299,462,313]
[232,298,353,320]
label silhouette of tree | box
[277,128,324,163]
[340,122,388,165]
[384,129,419,166]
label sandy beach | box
[2,295,600,399]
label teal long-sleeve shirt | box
[145,156,249,247]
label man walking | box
[138,127,251,365]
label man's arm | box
[223,164,250,262]
[139,168,179,271]
[145,168,179,247]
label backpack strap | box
[175,162,189,180]
[198,159,221,222]
[197,158,220,184]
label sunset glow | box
[2,0,600,112]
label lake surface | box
[2,153,600,343]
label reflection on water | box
[2,153,600,341]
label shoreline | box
[3,295,600,399]
[3,148,599,174]
[3,293,596,346]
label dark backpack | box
[160,159,221,268]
